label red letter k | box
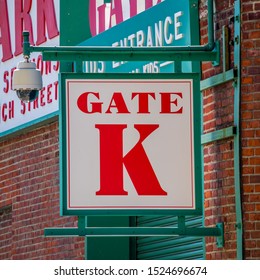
[95,124,167,196]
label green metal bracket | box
[212,40,220,66]
[22,31,31,58]
[200,68,235,91]
[201,126,236,145]
[216,223,225,248]
[212,24,231,69]
[21,0,217,63]
[222,25,231,71]
[23,44,218,63]
[44,218,224,247]
[23,23,218,62]
[44,223,223,237]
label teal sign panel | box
[80,0,193,73]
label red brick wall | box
[202,84,237,259]
[200,0,260,259]
[0,121,84,259]
[0,206,12,259]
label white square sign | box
[61,74,201,215]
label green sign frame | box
[59,72,202,216]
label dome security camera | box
[12,60,43,103]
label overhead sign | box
[60,73,202,216]
[81,0,193,73]
[89,0,164,36]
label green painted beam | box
[23,40,219,62]
[44,225,223,237]
[39,47,218,62]
[201,126,236,145]
[200,69,235,91]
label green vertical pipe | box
[233,0,243,260]
[22,31,30,58]
[201,89,206,259]
[190,0,205,259]
[60,0,91,72]
[207,0,214,49]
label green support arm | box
[44,217,224,248]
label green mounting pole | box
[207,0,214,50]
[22,31,31,58]
[44,223,224,239]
